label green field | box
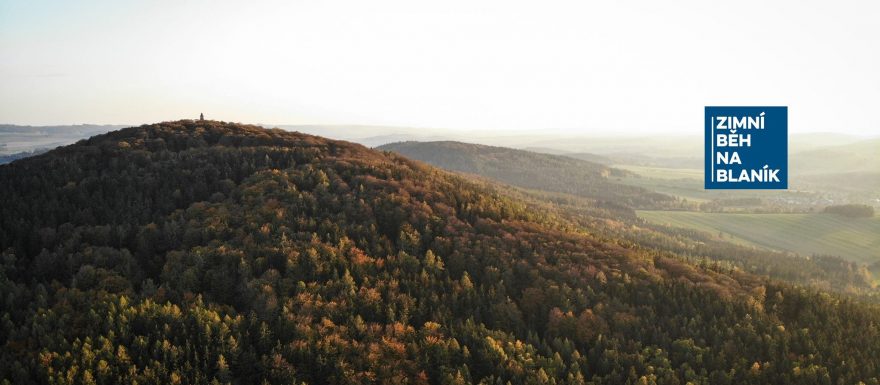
[637,210,880,263]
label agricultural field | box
[637,210,880,263]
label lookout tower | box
[199,113,204,121]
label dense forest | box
[379,141,876,296]
[1,120,879,384]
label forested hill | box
[1,120,879,384]
[377,141,676,209]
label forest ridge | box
[0,120,878,384]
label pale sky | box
[1,0,878,135]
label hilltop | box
[1,120,879,384]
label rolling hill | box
[378,141,676,208]
[0,124,125,158]
[791,138,880,175]
[1,121,879,384]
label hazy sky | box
[1,0,878,135]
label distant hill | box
[0,124,126,156]
[522,147,615,165]
[0,124,125,135]
[513,133,870,170]
[792,138,880,175]
[789,132,865,152]
[519,146,574,156]
[379,141,676,208]
[273,124,458,147]
[1,121,880,384]
[0,148,50,164]
[787,138,880,200]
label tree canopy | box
[1,120,878,384]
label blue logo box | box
[705,106,787,189]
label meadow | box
[637,210,880,263]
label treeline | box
[1,120,879,384]
[823,204,875,218]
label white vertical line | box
[710,115,714,182]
